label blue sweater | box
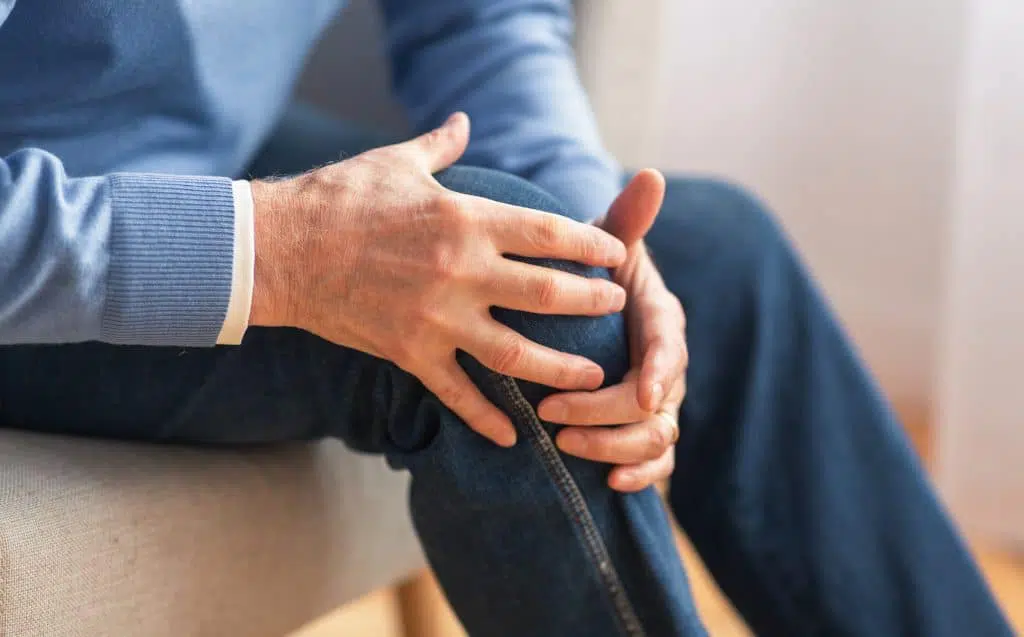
[0,0,620,346]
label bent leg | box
[0,106,708,636]
[648,177,1012,636]
[395,167,705,637]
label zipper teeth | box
[497,375,648,637]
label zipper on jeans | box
[496,374,648,637]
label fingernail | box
[558,430,587,455]
[540,400,568,422]
[614,470,637,489]
[583,365,605,388]
[499,429,518,448]
[649,382,664,409]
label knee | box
[660,176,796,280]
[437,166,630,396]
[435,165,571,218]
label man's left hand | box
[537,170,688,492]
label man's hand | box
[249,113,629,448]
[538,170,689,492]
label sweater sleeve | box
[0,148,235,346]
[380,0,622,222]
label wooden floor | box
[294,416,1024,636]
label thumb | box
[601,169,666,245]
[407,112,471,174]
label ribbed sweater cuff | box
[101,173,234,346]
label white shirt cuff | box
[216,180,256,345]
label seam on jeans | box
[495,374,648,637]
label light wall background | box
[937,0,1024,545]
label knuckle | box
[573,229,597,261]
[531,214,561,249]
[427,242,461,279]
[491,335,527,375]
[646,423,671,456]
[590,282,611,312]
[548,359,574,388]
[436,193,474,228]
[440,384,467,409]
[587,435,611,458]
[412,304,447,332]
[534,274,560,310]
[421,127,447,150]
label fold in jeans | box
[0,105,1012,636]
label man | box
[0,1,1012,635]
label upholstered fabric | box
[0,430,424,636]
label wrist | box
[249,179,301,328]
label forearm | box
[0,148,238,346]
[381,0,622,222]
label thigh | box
[0,328,352,443]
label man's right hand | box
[248,113,627,447]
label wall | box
[937,0,1024,546]
[582,0,967,410]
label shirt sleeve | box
[0,147,235,346]
[380,0,622,222]
[216,180,256,345]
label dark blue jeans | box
[0,106,1011,637]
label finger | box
[481,202,627,268]
[636,299,687,412]
[638,340,688,412]
[464,322,605,391]
[555,413,678,464]
[488,260,626,317]
[601,169,666,245]
[637,341,678,411]
[419,358,517,447]
[608,446,676,493]
[537,377,650,425]
[402,112,471,173]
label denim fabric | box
[0,105,1012,637]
